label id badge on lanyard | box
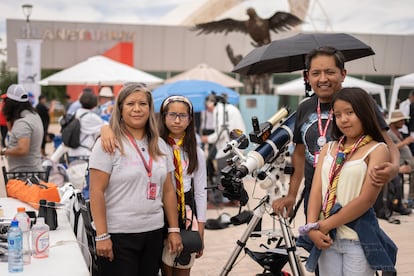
[315,100,332,167]
[126,133,156,200]
[147,182,157,200]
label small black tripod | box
[219,194,305,276]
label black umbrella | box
[232,33,375,75]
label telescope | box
[236,112,296,179]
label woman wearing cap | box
[0,84,44,172]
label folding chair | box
[78,194,98,276]
[2,156,51,195]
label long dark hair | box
[2,98,37,124]
[159,96,199,174]
[331,87,384,142]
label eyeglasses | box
[165,112,189,121]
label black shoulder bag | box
[175,179,203,266]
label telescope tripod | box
[220,195,305,276]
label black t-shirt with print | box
[293,94,387,190]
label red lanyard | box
[317,100,333,138]
[126,132,153,178]
[328,135,366,183]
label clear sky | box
[1,0,413,59]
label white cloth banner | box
[16,39,42,106]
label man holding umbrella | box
[272,46,400,219]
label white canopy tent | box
[164,63,243,88]
[275,75,387,109]
[388,73,414,117]
[39,55,163,86]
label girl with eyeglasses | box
[158,95,207,276]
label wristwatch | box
[1,148,7,156]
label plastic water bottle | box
[14,207,31,264]
[31,217,50,258]
[7,220,24,273]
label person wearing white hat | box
[97,87,114,122]
[1,84,44,172]
[386,109,414,215]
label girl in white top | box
[158,95,207,275]
[306,87,390,275]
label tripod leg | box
[220,205,265,276]
[278,217,306,276]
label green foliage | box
[0,61,17,94]
[40,69,66,101]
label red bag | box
[6,179,61,209]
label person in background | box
[67,91,105,162]
[67,91,105,199]
[96,86,115,122]
[386,110,413,215]
[66,87,93,115]
[36,94,54,156]
[200,93,246,207]
[63,93,73,114]
[303,87,396,275]
[398,90,414,135]
[158,95,207,276]
[89,83,182,276]
[272,46,399,219]
[199,94,217,196]
[0,94,8,147]
[0,84,43,172]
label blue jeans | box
[319,239,375,276]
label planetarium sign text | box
[30,27,136,41]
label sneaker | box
[394,206,412,215]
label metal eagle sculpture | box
[192,7,303,47]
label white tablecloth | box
[0,197,90,276]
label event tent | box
[164,63,243,88]
[388,73,414,116]
[39,55,163,86]
[275,75,386,109]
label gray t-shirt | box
[8,110,43,172]
[89,136,174,233]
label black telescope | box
[236,112,296,178]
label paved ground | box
[1,124,413,275]
[189,177,414,276]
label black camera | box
[220,163,249,206]
[214,93,228,104]
[206,91,228,105]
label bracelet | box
[95,233,111,241]
[1,148,6,156]
[298,222,320,236]
[167,227,180,233]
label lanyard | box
[322,135,366,211]
[126,132,153,178]
[317,99,333,138]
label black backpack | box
[60,112,89,149]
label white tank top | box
[321,141,386,240]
